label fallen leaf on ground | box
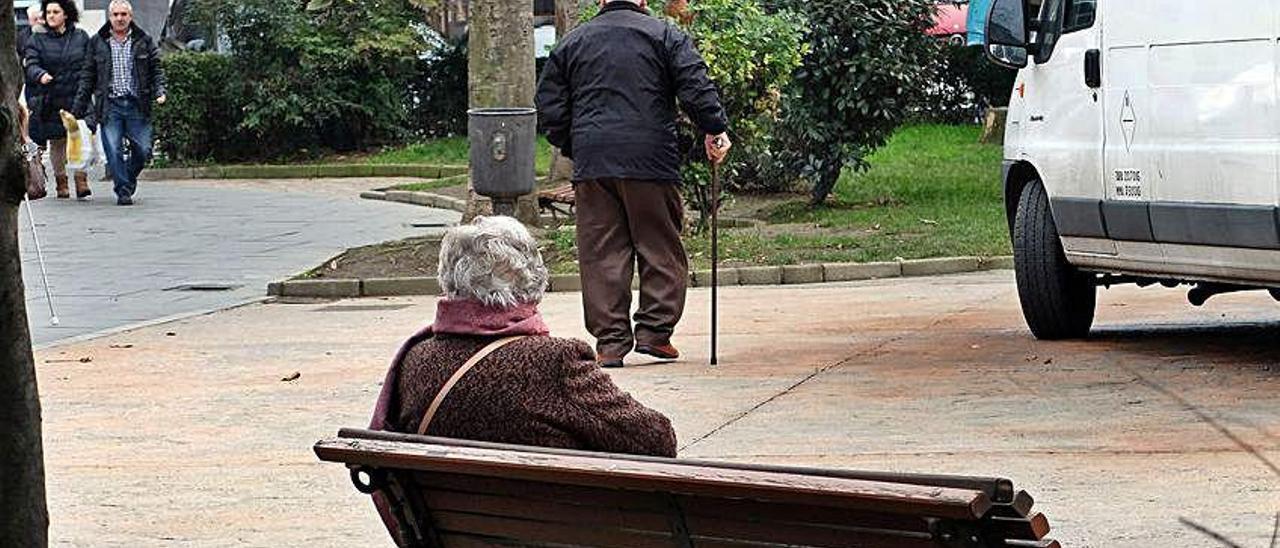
[282,372,301,382]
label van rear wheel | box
[1013,181,1097,339]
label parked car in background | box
[929,1,970,46]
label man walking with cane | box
[536,0,731,368]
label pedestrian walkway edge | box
[268,256,1015,299]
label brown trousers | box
[575,179,688,358]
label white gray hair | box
[108,0,133,13]
[438,216,548,308]
[26,4,41,19]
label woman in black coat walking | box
[24,0,92,199]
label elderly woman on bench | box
[369,215,677,458]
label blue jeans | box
[101,97,154,199]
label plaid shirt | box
[108,32,136,98]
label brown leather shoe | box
[635,343,679,360]
[596,355,624,369]
[74,172,91,199]
[55,175,70,199]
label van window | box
[1034,0,1096,63]
[1063,0,1096,33]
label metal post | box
[492,199,517,217]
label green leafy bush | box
[407,37,469,139]
[767,0,940,205]
[911,43,1018,124]
[155,52,248,163]
[189,0,426,158]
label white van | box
[982,0,1280,339]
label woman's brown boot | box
[55,175,70,199]
[74,172,92,198]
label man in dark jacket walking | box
[536,0,731,368]
[73,0,166,206]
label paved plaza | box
[18,177,458,347]
[33,271,1280,547]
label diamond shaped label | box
[1120,91,1137,153]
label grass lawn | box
[682,124,1009,269]
[370,136,556,175]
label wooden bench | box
[315,428,1058,548]
[538,184,576,219]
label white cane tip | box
[50,316,60,326]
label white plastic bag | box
[59,111,100,171]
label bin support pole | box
[493,199,517,217]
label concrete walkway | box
[18,177,458,347]
[35,271,1280,547]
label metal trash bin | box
[468,107,537,216]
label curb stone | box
[549,274,583,292]
[781,264,824,285]
[692,269,739,287]
[363,277,441,297]
[268,256,1016,298]
[980,256,1015,270]
[279,279,360,298]
[737,266,784,286]
[900,256,982,277]
[823,261,901,282]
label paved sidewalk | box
[19,177,458,347]
[34,271,1279,547]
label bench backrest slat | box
[315,438,991,520]
[337,428,1015,503]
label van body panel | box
[1005,0,1280,287]
[1017,11,1103,203]
[1070,246,1280,286]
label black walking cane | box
[709,138,723,366]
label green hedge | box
[155,52,249,164]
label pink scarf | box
[368,298,550,430]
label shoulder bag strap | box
[417,336,526,436]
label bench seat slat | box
[990,491,1035,518]
[314,438,991,520]
[676,494,933,534]
[421,490,672,533]
[432,511,674,548]
[989,513,1051,540]
[684,514,941,548]
[416,472,671,513]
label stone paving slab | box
[33,271,1280,547]
[19,178,459,347]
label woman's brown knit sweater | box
[386,334,677,458]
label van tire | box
[1013,181,1096,339]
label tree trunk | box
[0,1,50,545]
[465,0,539,225]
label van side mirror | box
[985,0,1029,69]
